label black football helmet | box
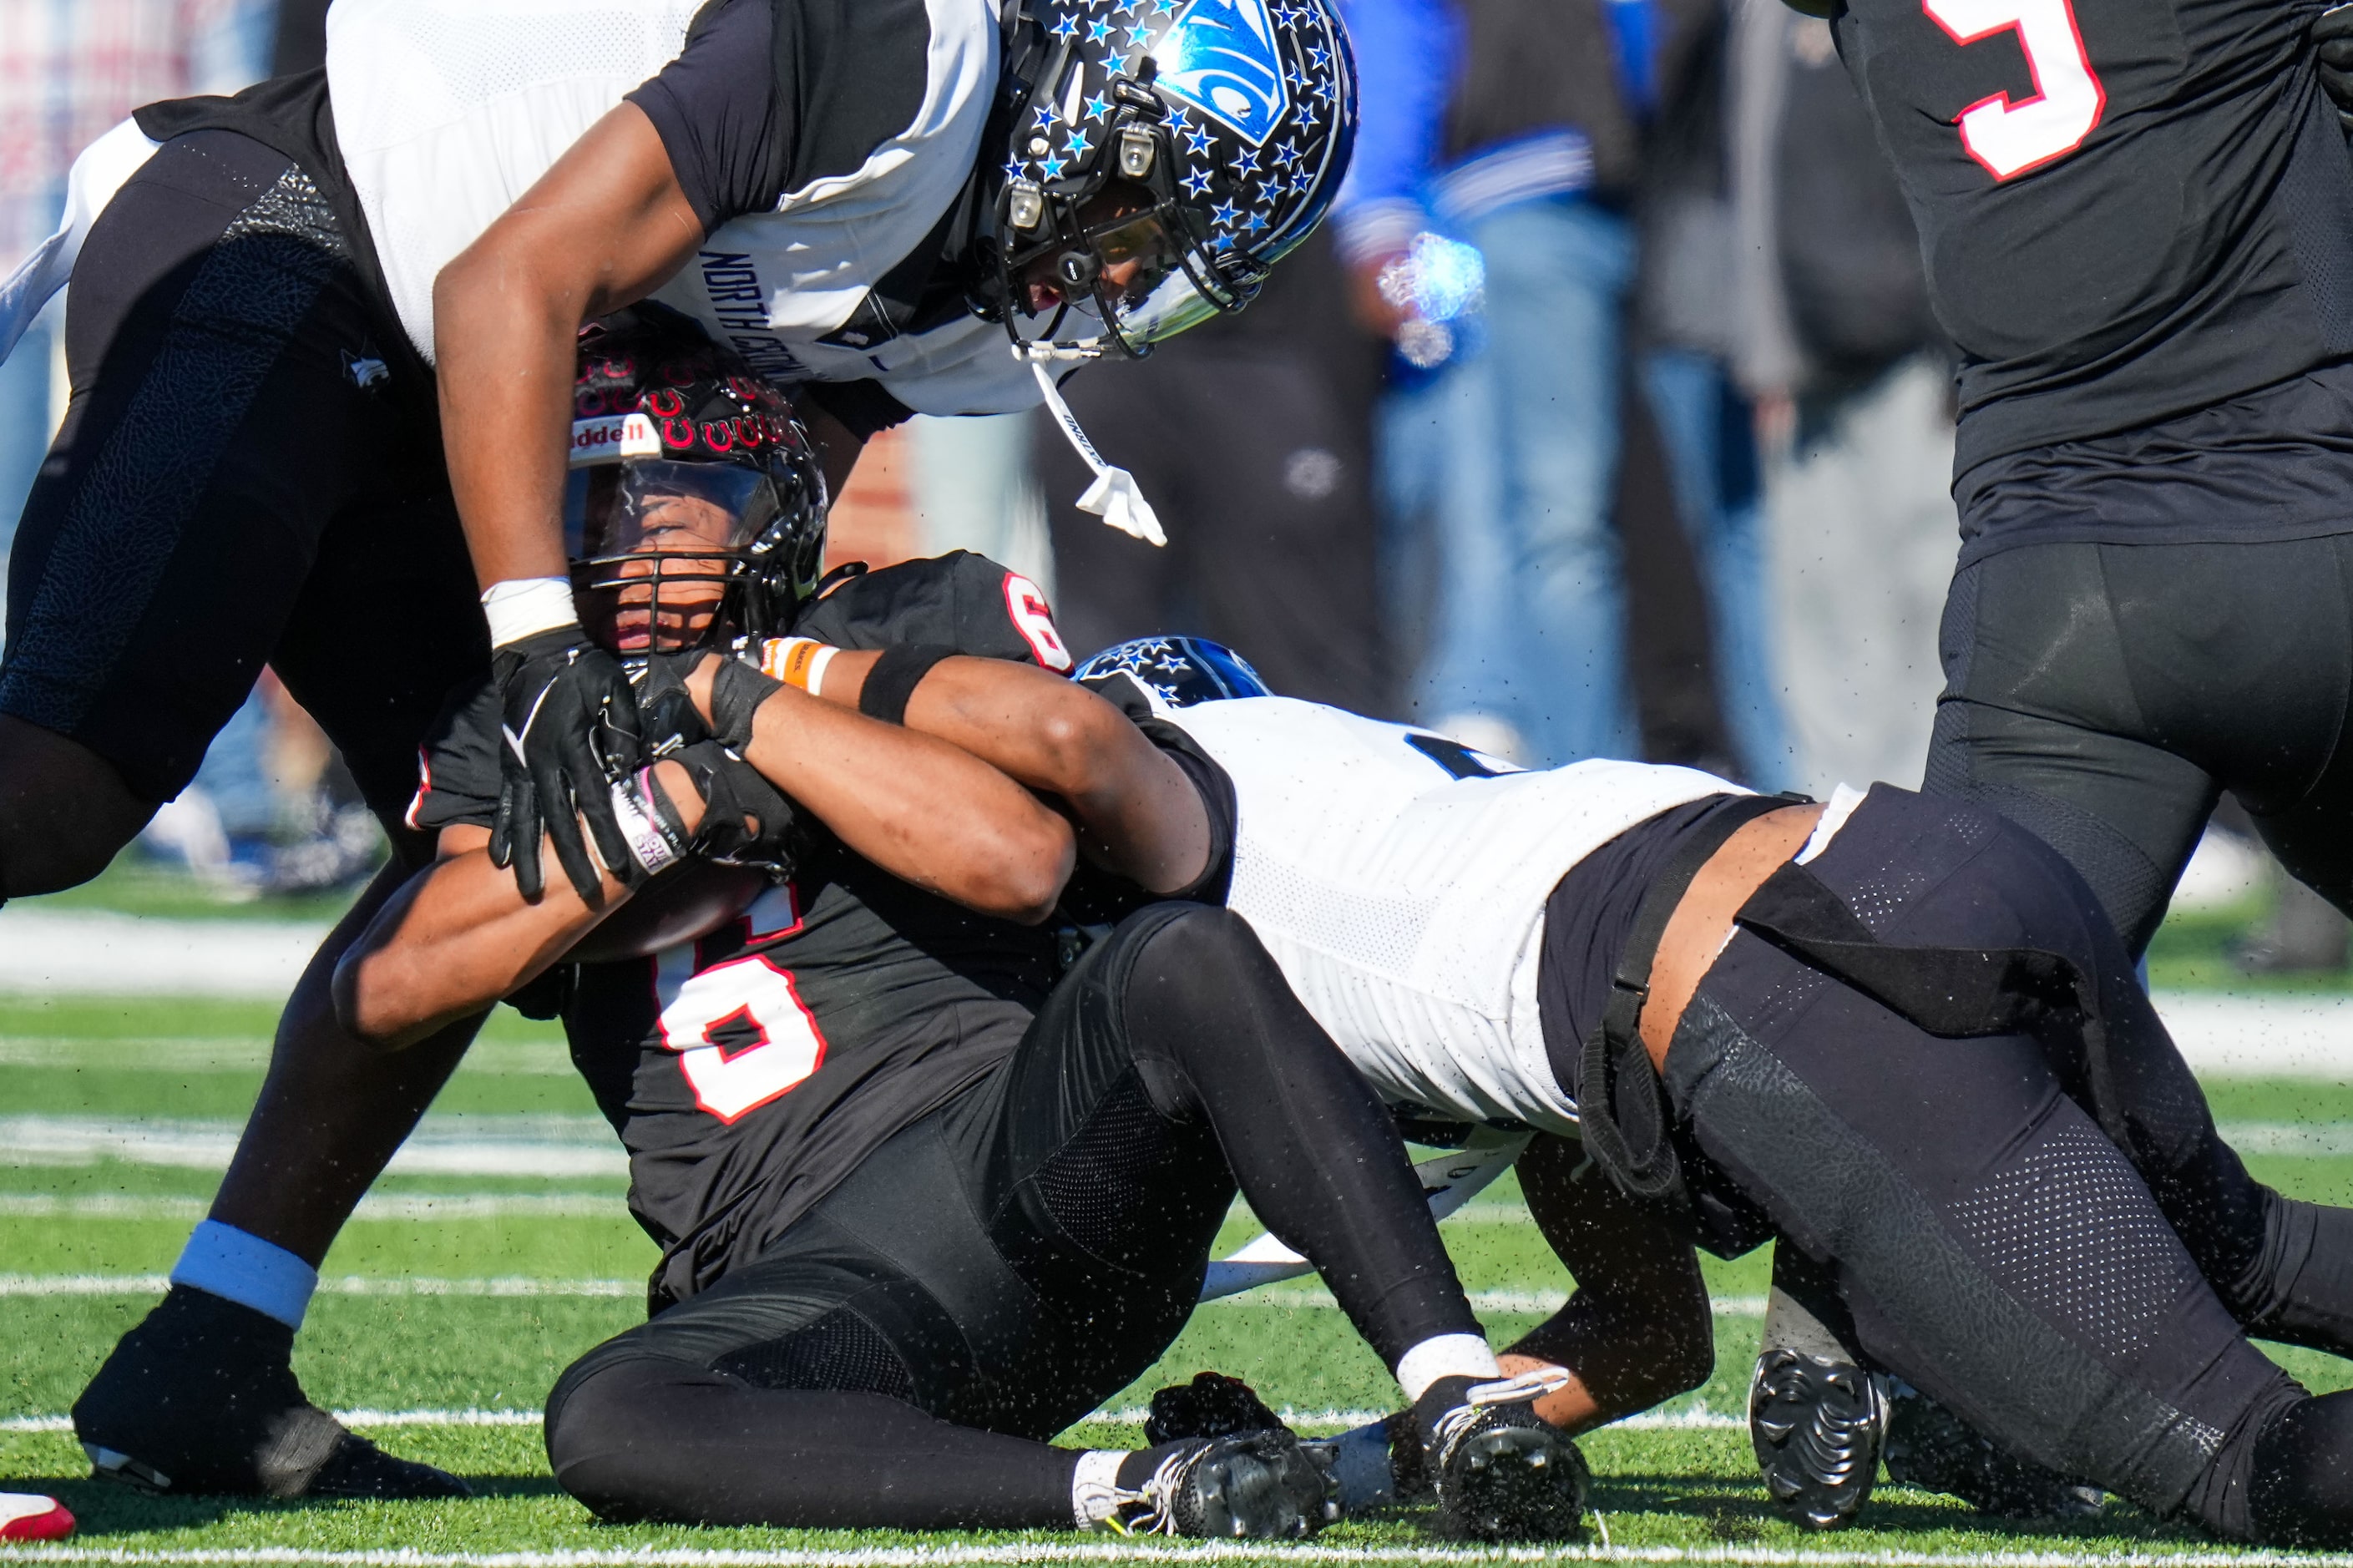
[1074,635,1272,706]
[977,0,1359,358]
[566,306,827,655]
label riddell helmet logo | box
[568,413,662,468]
[1151,0,1289,146]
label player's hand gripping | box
[490,629,647,902]
[2317,5,2353,131]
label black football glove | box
[2318,4,2353,131]
[706,655,783,751]
[659,739,797,873]
[1145,1373,1293,1444]
[490,629,646,903]
[632,652,714,754]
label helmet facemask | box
[990,57,1268,359]
[565,307,829,658]
[567,460,789,656]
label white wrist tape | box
[481,577,579,647]
[608,770,685,876]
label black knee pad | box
[543,1346,699,1500]
[2252,1391,2353,1547]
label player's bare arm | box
[1494,1136,1713,1434]
[674,657,1079,922]
[780,650,1213,895]
[434,105,706,589]
[336,780,706,1050]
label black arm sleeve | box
[1057,674,1240,920]
[626,0,791,235]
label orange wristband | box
[761,636,838,695]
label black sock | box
[1116,1440,1198,1490]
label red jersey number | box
[1923,0,2106,180]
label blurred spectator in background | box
[1730,0,1956,793]
[0,0,276,611]
[1037,229,1394,713]
[1340,0,1788,780]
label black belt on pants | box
[1578,791,2125,1213]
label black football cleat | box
[1417,1373,1589,1540]
[1883,1380,2103,1520]
[1748,1345,1886,1530]
[1121,1430,1339,1538]
[73,1286,469,1500]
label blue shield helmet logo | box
[1150,0,1291,146]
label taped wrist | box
[760,637,839,695]
[859,644,958,726]
[608,768,693,877]
[709,657,783,752]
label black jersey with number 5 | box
[407,553,1090,1308]
[1832,0,2353,470]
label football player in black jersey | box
[1744,0,2353,1523]
[80,318,1586,1540]
[28,0,1357,1499]
[810,635,2353,1547]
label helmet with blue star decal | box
[1073,636,1273,708]
[978,0,1357,359]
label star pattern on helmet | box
[1286,60,1310,92]
[1088,16,1116,40]
[1181,164,1216,198]
[1125,21,1154,45]
[1182,123,1217,158]
[1065,126,1096,159]
[1083,91,1111,121]
[1245,207,1270,233]
[1228,146,1260,177]
[1104,639,1193,678]
[1273,139,1305,171]
[1040,150,1070,180]
[1033,104,1059,130]
[1004,158,1027,181]
[1050,11,1081,39]
[1308,43,1333,71]
[1212,198,1242,228]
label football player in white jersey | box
[761,632,2353,1549]
[23,0,1355,1498]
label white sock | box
[170,1220,318,1330]
[1070,1449,1133,1529]
[1394,1333,1500,1403]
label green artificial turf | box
[7,993,2353,1565]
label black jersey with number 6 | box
[1833,0,2353,470]
[407,553,1091,1308]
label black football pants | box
[0,129,483,845]
[1928,534,2353,958]
[544,903,1480,1529]
[1667,787,2353,1542]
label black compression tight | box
[1113,905,1481,1368]
[549,1362,1080,1529]
[543,905,1479,1530]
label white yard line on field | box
[1,1404,1748,1439]
[0,1116,626,1179]
[0,1274,1767,1319]
[0,1193,621,1221]
[0,1274,640,1299]
[1,1543,2345,1567]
